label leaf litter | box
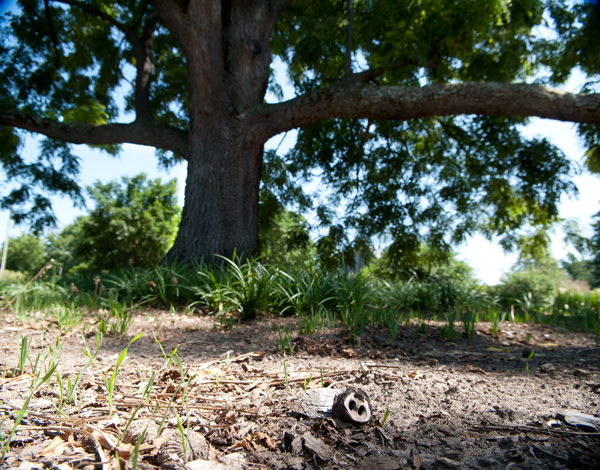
[0,311,599,469]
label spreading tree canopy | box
[0,0,599,264]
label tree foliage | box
[267,0,591,265]
[0,0,599,265]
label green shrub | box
[5,234,46,277]
[494,264,566,314]
[0,269,27,286]
[45,174,180,276]
[259,210,314,267]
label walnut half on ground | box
[332,387,372,425]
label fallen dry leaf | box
[341,348,356,358]
[250,431,277,449]
[40,436,66,457]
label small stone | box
[478,459,499,467]
[356,457,402,470]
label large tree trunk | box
[168,120,264,261]
[151,0,281,263]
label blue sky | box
[0,0,15,15]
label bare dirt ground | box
[0,311,599,469]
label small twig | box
[528,442,568,461]
[361,363,404,369]
[97,399,226,412]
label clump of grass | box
[461,307,478,339]
[1,259,55,314]
[487,308,506,335]
[154,332,180,369]
[440,310,458,340]
[1,255,600,344]
[283,352,290,394]
[298,305,332,334]
[525,348,535,377]
[274,325,295,353]
[335,272,372,344]
[218,254,278,319]
[380,400,391,427]
[0,355,59,457]
[384,306,404,343]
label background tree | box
[561,253,593,285]
[258,207,314,267]
[46,173,180,274]
[559,219,596,286]
[0,0,599,265]
[5,233,45,276]
[494,261,566,311]
[590,213,600,288]
[45,217,90,275]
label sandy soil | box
[0,310,599,469]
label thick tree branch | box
[152,1,292,117]
[134,10,160,122]
[153,1,227,118]
[150,0,186,45]
[0,110,188,158]
[256,82,600,139]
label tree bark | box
[157,0,283,261]
[257,81,600,138]
[0,111,188,157]
[167,119,264,261]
